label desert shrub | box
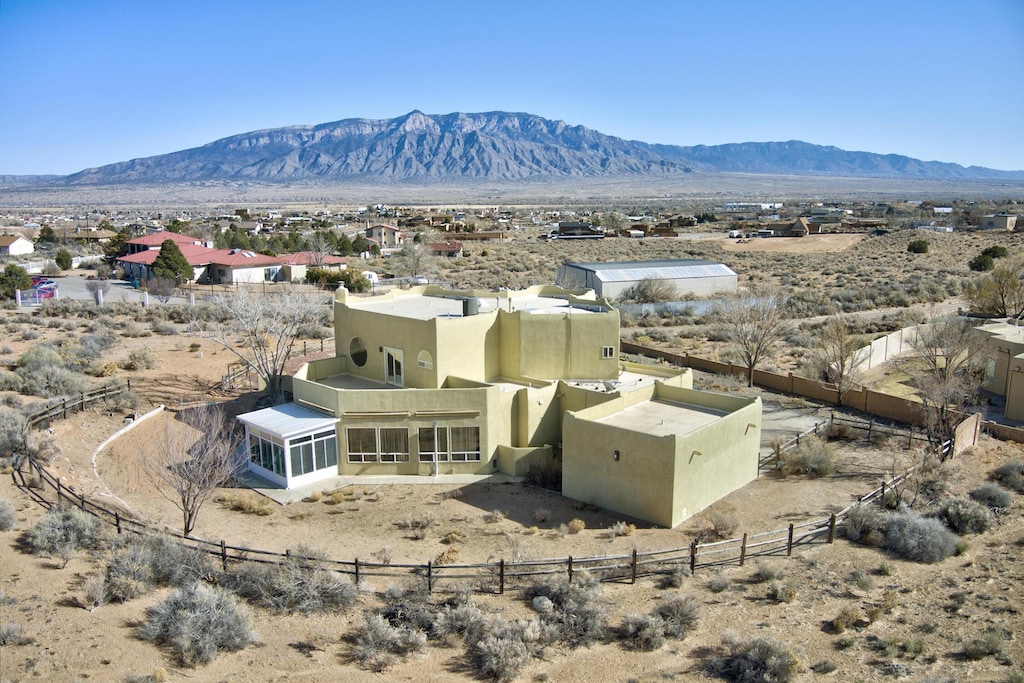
[434,602,489,644]
[932,496,992,534]
[219,491,274,516]
[25,504,103,566]
[708,574,731,593]
[106,540,156,602]
[139,583,255,666]
[379,584,438,632]
[992,460,1024,493]
[152,321,178,336]
[82,573,107,611]
[620,613,667,651]
[0,370,24,393]
[969,254,995,271]
[768,580,797,604]
[780,436,835,476]
[121,321,152,338]
[982,245,1009,259]
[0,498,16,531]
[883,511,958,563]
[525,570,607,648]
[752,561,780,583]
[843,504,886,546]
[533,507,551,523]
[713,633,804,683]
[221,545,358,613]
[907,240,929,253]
[0,621,23,646]
[830,605,860,633]
[120,348,158,371]
[653,593,700,638]
[524,460,561,491]
[349,613,428,672]
[709,507,739,537]
[610,520,635,537]
[962,628,1008,660]
[658,564,690,589]
[969,483,1012,509]
[475,634,532,682]
[567,518,586,534]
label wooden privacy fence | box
[11,447,915,595]
[24,380,131,428]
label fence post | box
[630,549,638,584]
[827,514,837,544]
[739,533,748,566]
[774,442,781,469]
[868,420,873,441]
[303,341,308,356]
[787,524,795,556]
[220,540,228,571]
[567,556,574,583]
[115,512,122,535]
[56,478,63,502]
[354,558,360,585]
[62,398,67,420]
[499,559,505,594]
[427,561,433,593]
[320,338,324,353]
[79,491,86,510]
[689,541,697,575]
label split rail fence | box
[23,380,132,428]
[11,421,916,596]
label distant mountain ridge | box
[12,111,1024,185]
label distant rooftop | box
[564,259,736,282]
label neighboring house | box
[125,231,204,255]
[277,251,348,282]
[365,224,405,249]
[71,228,118,244]
[116,242,215,282]
[979,214,1018,231]
[976,318,1024,422]
[204,249,284,284]
[0,234,34,256]
[237,285,762,528]
[426,241,464,258]
[556,259,738,300]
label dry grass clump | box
[348,613,428,672]
[830,605,861,634]
[442,530,464,545]
[219,491,274,516]
[768,580,798,603]
[708,507,739,538]
[434,547,460,565]
[610,520,635,537]
[567,518,586,534]
[533,507,551,523]
[0,498,16,531]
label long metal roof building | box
[556,259,738,299]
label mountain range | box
[10,111,1024,185]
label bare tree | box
[195,286,329,404]
[963,258,1024,318]
[910,316,986,449]
[716,291,790,387]
[144,404,243,537]
[813,315,866,404]
[396,239,438,280]
[147,276,177,304]
[305,230,335,268]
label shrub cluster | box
[969,483,1012,509]
[0,498,16,531]
[780,436,836,477]
[712,631,804,682]
[221,544,358,613]
[992,460,1024,493]
[932,496,992,534]
[139,583,256,666]
[25,504,103,567]
[103,535,214,603]
[882,511,958,563]
[524,570,607,648]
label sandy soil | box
[719,233,865,254]
[2,313,1023,682]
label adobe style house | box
[979,214,1018,231]
[976,318,1024,422]
[237,285,762,528]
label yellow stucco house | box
[976,318,1024,422]
[238,285,762,527]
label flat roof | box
[563,259,736,282]
[237,403,337,439]
[597,398,727,436]
[351,292,607,321]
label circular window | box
[349,337,368,367]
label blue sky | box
[1,0,1022,175]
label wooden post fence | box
[220,540,228,571]
[567,556,574,582]
[739,533,748,566]
[786,524,795,556]
[689,541,697,574]
[499,559,505,594]
[354,558,360,585]
[827,514,837,543]
[426,561,433,592]
[630,549,638,584]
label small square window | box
[602,346,615,359]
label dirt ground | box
[719,233,865,254]
[2,312,1024,682]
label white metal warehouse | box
[556,259,738,299]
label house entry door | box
[385,348,404,387]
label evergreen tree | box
[37,226,58,244]
[55,248,72,271]
[0,264,31,299]
[103,228,132,265]
[151,240,194,282]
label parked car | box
[410,275,429,285]
[31,283,57,299]
[31,277,56,288]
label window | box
[347,428,377,462]
[379,428,410,462]
[418,426,449,462]
[602,346,615,359]
[248,429,286,477]
[349,337,368,367]
[385,347,403,386]
[449,426,481,462]
[417,350,433,369]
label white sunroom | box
[237,403,339,489]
